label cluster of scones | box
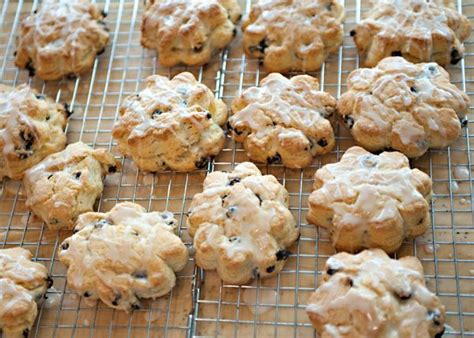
[0,0,471,337]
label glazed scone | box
[15,0,109,80]
[338,57,470,158]
[141,0,242,67]
[23,142,120,230]
[229,73,336,168]
[58,202,188,311]
[0,83,69,180]
[242,0,344,73]
[307,146,432,254]
[351,0,472,67]
[306,249,446,337]
[0,247,52,338]
[187,162,299,284]
[112,72,227,172]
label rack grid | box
[0,0,473,337]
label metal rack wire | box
[0,0,473,337]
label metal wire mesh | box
[0,0,473,337]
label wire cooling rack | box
[0,0,473,337]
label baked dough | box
[141,0,242,67]
[307,146,432,254]
[23,142,120,230]
[59,202,188,311]
[112,72,227,172]
[351,0,472,67]
[0,247,52,338]
[229,73,336,168]
[242,0,344,72]
[15,0,109,80]
[306,249,446,338]
[187,162,299,284]
[337,57,470,158]
[0,83,69,180]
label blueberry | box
[410,86,417,93]
[25,60,35,76]
[229,236,239,243]
[255,194,262,205]
[275,249,291,261]
[132,270,147,279]
[428,310,442,326]
[46,276,54,288]
[434,328,445,338]
[61,242,69,250]
[152,109,163,119]
[391,51,402,56]
[350,29,356,37]
[343,115,354,129]
[83,291,91,297]
[74,171,81,179]
[317,138,328,147]
[460,117,468,127]
[108,165,117,173]
[326,267,338,275]
[206,112,212,119]
[35,94,45,100]
[97,48,106,55]
[47,174,53,180]
[266,153,281,164]
[266,265,275,273]
[226,206,237,218]
[195,157,209,169]
[193,44,203,53]
[228,177,241,186]
[23,329,30,337]
[450,48,462,65]
[131,303,141,310]
[232,28,237,37]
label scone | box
[112,72,227,172]
[141,0,242,67]
[187,162,299,284]
[307,146,432,254]
[0,247,52,338]
[23,142,120,230]
[15,0,109,80]
[58,202,188,311]
[229,73,336,168]
[351,0,472,67]
[338,57,470,158]
[306,249,446,337]
[0,83,69,180]
[242,0,344,73]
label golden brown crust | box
[0,247,50,338]
[242,0,344,73]
[58,202,189,311]
[307,146,432,254]
[352,0,472,67]
[337,57,470,158]
[15,0,109,80]
[0,83,68,180]
[141,0,241,67]
[187,162,299,284]
[112,72,227,172]
[306,249,445,338]
[23,142,120,230]
[229,73,336,168]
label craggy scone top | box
[338,57,470,158]
[307,146,432,254]
[229,73,336,168]
[187,162,299,284]
[112,72,228,172]
[306,249,446,338]
[15,0,109,80]
[0,84,68,180]
[351,0,472,67]
[141,0,242,66]
[59,202,188,311]
[242,0,344,72]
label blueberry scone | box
[229,73,336,168]
[338,57,470,158]
[307,146,432,254]
[306,249,446,337]
[242,0,344,73]
[0,247,52,338]
[141,0,242,67]
[23,142,120,230]
[58,202,188,311]
[187,162,299,284]
[112,72,227,172]
[351,0,472,67]
[15,0,109,80]
[0,83,69,180]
